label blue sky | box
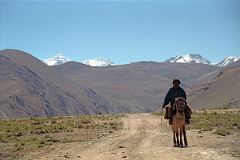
[0,0,240,64]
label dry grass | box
[189,109,240,136]
[0,114,124,159]
[151,110,164,116]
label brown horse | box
[171,97,188,147]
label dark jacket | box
[162,86,186,107]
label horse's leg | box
[173,131,177,147]
[183,125,188,147]
[172,127,177,147]
[176,129,180,146]
[179,128,183,147]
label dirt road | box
[25,113,239,160]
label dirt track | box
[24,113,239,160]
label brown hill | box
[189,63,240,109]
[0,49,113,118]
[53,61,218,112]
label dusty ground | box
[24,113,239,160]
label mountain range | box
[43,53,239,67]
[0,49,240,118]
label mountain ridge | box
[217,56,240,67]
[43,53,239,67]
[165,54,211,64]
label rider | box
[162,79,191,125]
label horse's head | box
[174,97,187,113]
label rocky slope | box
[189,61,240,108]
[0,50,114,118]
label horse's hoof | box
[179,144,184,148]
[185,144,188,148]
[174,144,181,147]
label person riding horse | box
[162,79,192,125]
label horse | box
[171,97,188,148]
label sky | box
[0,0,240,64]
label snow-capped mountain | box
[83,58,114,67]
[165,54,211,64]
[217,56,240,67]
[43,54,71,66]
[43,53,239,67]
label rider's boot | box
[184,106,191,125]
[185,118,190,125]
[164,107,169,119]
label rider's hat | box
[173,79,181,85]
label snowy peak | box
[43,54,114,67]
[217,56,240,67]
[83,58,114,67]
[165,54,210,64]
[43,54,71,66]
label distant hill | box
[53,61,218,112]
[189,60,240,109]
[217,56,240,67]
[224,59,240,68]
[0,50,114,118]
